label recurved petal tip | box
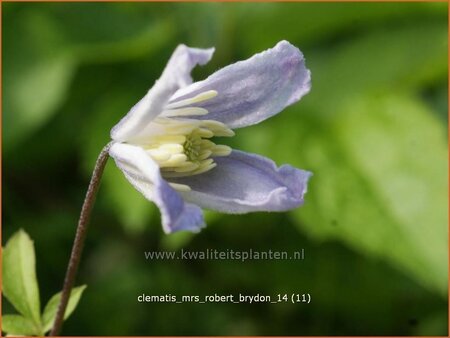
[170,150,312,214]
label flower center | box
[143,90,233,182]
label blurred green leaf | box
[42,285,87,333]
[3,8,76,152]
[2,314,38,336]
[76,19,175,64]
[304,23,447,115]
[240,2,447,50]
[294,94,447,294]
[5,54,76,146]
[2,230,42,330]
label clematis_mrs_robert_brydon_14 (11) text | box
[109,40,312,234]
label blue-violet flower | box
[109,40,312,233]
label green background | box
[3,2,448,335]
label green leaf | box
[292,94,447,294]
[2,315,38,336]
[42,285,87,333]
[2,230,42,329]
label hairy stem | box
[50,143,113,336]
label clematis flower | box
[109,40,312,234]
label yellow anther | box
[201,120,235,137]
[213,128,235,137]
[211,145,232,156]
[195,128,214,138]
[172,162,200,173]
[190,162,217,175]
[168,182,191,192]
[166,90,218,109]
[162,107,209,117]
[198,150,212,160]
[159,154,188,167]
[200,139,216,149]
[146,149,171,161]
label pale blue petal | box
[111,45,214,142]
[109,143,205,233]
[169,40,311,129]
[170,150,312,213]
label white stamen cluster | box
[143,90,234,190]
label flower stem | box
[50,142,113,336]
